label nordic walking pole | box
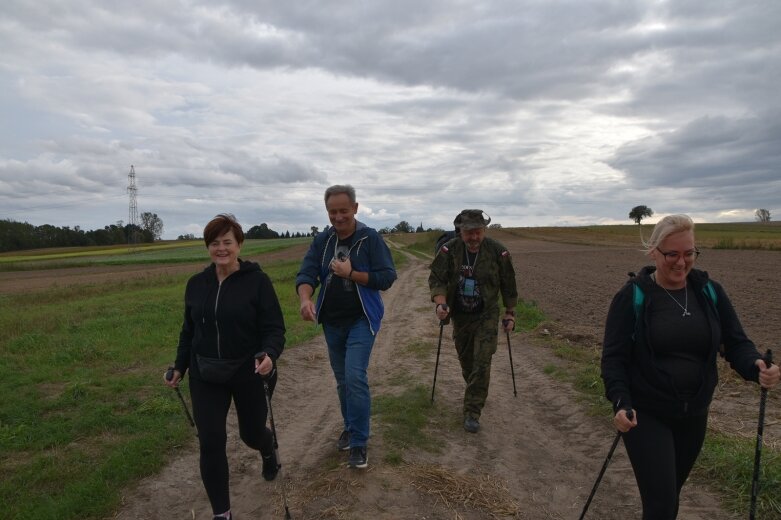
[750,349,773,520]
[578,410,634,520]
[165,367,196,432]
[256,353,292,520]
[502,320,517,397]
[431,304,449,404]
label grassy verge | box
[373,385,449,465]
[695,432,781,518]
[372,333,450,465]
[0,259,318,520]
[541,333,781,518]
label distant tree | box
[107,223,127,244]
[393,221,413,233]
[126,223,145,244]
[489,223,502,229]
[629,205,653,225]
[140,212,164,240]
[755,208,771,223]
[177,233,197,240]
[378,227,392,234]
[310,226,319,237]
[246,223,279,239]
[415,222,425,233]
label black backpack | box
[434,230,457,254]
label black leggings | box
[189,372,276,514]
[623,409,708,519]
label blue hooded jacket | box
[296,220,396,334]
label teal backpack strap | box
[633,283,645,321]
[634,279,715,320]
[631,282,644,341]
[703,280,717,306]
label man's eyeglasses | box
[656,247,700,263]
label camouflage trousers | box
[451,312,498,420]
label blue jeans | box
[323,317,375,447]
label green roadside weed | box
[373,384,448,465]
[514,299,545,331]
[694,432,781,518]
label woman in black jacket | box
[601,214,779,519]
[164,214,286,520]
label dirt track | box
[8,234,779,519]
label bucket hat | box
[455,209,491,230]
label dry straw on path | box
[407,463,520,518]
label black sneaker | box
[262,451,279,481]
[337,430,350,451]
[348,446,368,469]
[463,417,480,433]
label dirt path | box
[105,234,777,519]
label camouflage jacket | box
[428,236,518,316]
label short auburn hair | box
[203,213,244,246]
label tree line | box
[0,213,165,253]
[0,216,318,253]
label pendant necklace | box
[465,247,480,271]
[657,278,691,317]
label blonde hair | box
[643,214,694,254]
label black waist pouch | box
[196,354,249,384]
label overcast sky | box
[1,0,779,239]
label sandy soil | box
[6,234,779,519]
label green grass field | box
[0,237,311,270]
[0,254,316,519]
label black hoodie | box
[601,266,760,417]
[175,260,286,380]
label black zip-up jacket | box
[601,266,760,417]
[175,260,286,379]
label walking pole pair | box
[578,410,634,520]
[750,349,773,520]
[165,367,197,434]
[431,304,449,403]
[431,308,519,402]
[502,320,518,398]
[256,353,293,520]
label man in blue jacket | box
[296,185,397,469]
